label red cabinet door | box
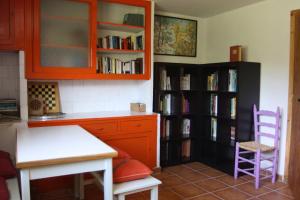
[0,0,24,50]
[0,0,15,46]
[27,0,97,79]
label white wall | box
[204,0,300,176]
[58,79,153,113]
[0,52,20,101]
[154,11,206,64]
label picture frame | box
[154,15,197,57]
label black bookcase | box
[153,62,260,175]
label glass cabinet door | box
[34,0,95,70]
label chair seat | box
[239,141,274,152]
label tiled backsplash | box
[58,80,153,113]
[0,52,20,102]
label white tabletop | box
[16,125,117,169]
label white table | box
[16,125,117,200]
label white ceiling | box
[154,0,265,18]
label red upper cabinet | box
[27,0,97,79]
[26,0,151,80]
[0,0,25,50]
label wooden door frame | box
[284,9,300,181]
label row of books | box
[97,57,143,74]
[180,74,190,90]
[211,117,217,141]
[162,141,191,162]
[182,96,190,113]
[161,118,191,139]
[0,99,18,112]
[207,72,218,91]
[182,118,191,136]
[161,118,171,139]
[182,139,191,159]
[210,94,218,116]
[160,69,171,90]
[97,35,143,50]
[211,118,236,145]
[230,97,237,119]
[230,126,236,146]
[160,69,192,91]
[160,94,174,114]
[228,69,237,92]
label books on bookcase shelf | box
[160,94,175,115]
[210,94,218,116]
[207,72,218,91]
[230,97,237,119]
[230,126,236,146]
[161,118,171,139]
[160,69,171,90]
[211,117,217,141]
[182,96,190,113]
[182,139,191,159]
[97,57,143,74]
[228,69,237,92]
[97,35,143,50]
[180,74,190,90]
[182,118,190,137]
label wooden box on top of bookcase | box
[25,0,151,80]
[154,62,260,175]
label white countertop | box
[16,125,117,168]
[29,111,158,122]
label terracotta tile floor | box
[32,162,295,200]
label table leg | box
[103,158,113,200]
[150,186,158,200]
[79,174,84,200]
[74,174,80,198]
[20,169,30,200]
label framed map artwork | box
[154,15,197,57]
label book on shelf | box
[0,99,18,112]
[161,94,175,115]
[161,118,171,139]
[160,69,167,90]
[181,96,190,113]
[182,118,190,136]
[160,69,171,90]
[207,72,218,91]
[210,94,218,116]
[166,76,171,90]
[230,126,236,146]
[211,117,217,141]
[180,74,190,90]
[97,34,144,50]
[97,56,143,74]
[182,139,191,159]
[166,120,170,138]
[230,97,236,119]
[228,69,237,92]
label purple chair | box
[234,105,280,189]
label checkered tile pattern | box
[28,83,57,111]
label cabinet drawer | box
[82,121,117,135]
[120,119,153,133]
